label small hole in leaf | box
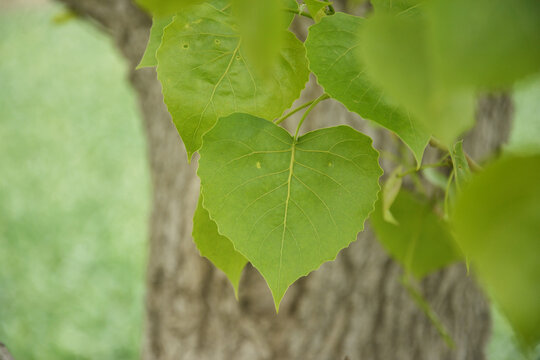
[236,55,242,61]
[182,43,189,49]
[214,39,221,45]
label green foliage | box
[156,1,309,158]
[450,140,471,190]
[305,13,430,165]
[198,113,382,307]
[304,0,331,22]
[135,0,205,15]
[371,190,462,278]
[358,12,475,146]
[453,155,540,348]
[138,15,173,68]
[193,193,247,295]
[139,0,540,350]
[427,0,540,89]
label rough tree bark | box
[58,1,512,359]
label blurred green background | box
[0,1,533,359]
[0,2,149,359]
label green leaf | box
[198,113,382,308]
[371,0,425,15]
[359,12,475,146]
[136,0,206,15]
[157,2,309,158]
[232,0,284,73]
[381,165,403,225]
[450,140,471,190]
[137,15,174,69]
[371,190,462,278]
[507,75,540,156]
[193,192,248,296]
[305,12,430,166]
[304,0,331,22]
[452,155,540,348]
[426,0,540,89]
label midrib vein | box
[278,140,296,292]
[193,39,242,142]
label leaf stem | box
[294,93,330,140]
[398,160,450,178]
[275,99,316,125]
[401,275,456,349]
[283,7,313,19]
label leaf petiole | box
[397,159,450,178]
[275,99,318,125]
[294,93,330,139]
[283,7,313,19]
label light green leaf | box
[452,155,540,348]
[371,0,425,15]
[359,12,475,146]
[305,12,430,166]
[371,190,462,278]
[232,0,283,73]
[157,2,309,158]
[507,75,540,156]
[198,113,382,309]
[450,140,471,190]
[136,0,206,15]
[193,192,248,296]
[138,15,174,69]
[304,0,331,22]
[382,165,403,225]
[426,0,540,89]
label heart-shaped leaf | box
[305,12,430,166]
[198,113,382,308]
[157,2,309,158]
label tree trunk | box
[58,1,512,359]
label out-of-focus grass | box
[0,3,149,359]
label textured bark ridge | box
[58,1,512,359]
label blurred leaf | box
[507,75,540,156]
[156,2,309,158]
[232,0,283,73]
[359,13,475,146]
[305,0,331,22]
[427,0,540,89]
[450,140,471,190]
[453,155,540,348]
[305,13,429,165]
[371,0,425,15]
[423,168,448,190]
[193,192,248,296]
[135,0,207,15]
[137,15,173,69]
[371,190,462,278]
[198,114,382,309]
[382,165,403,225]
